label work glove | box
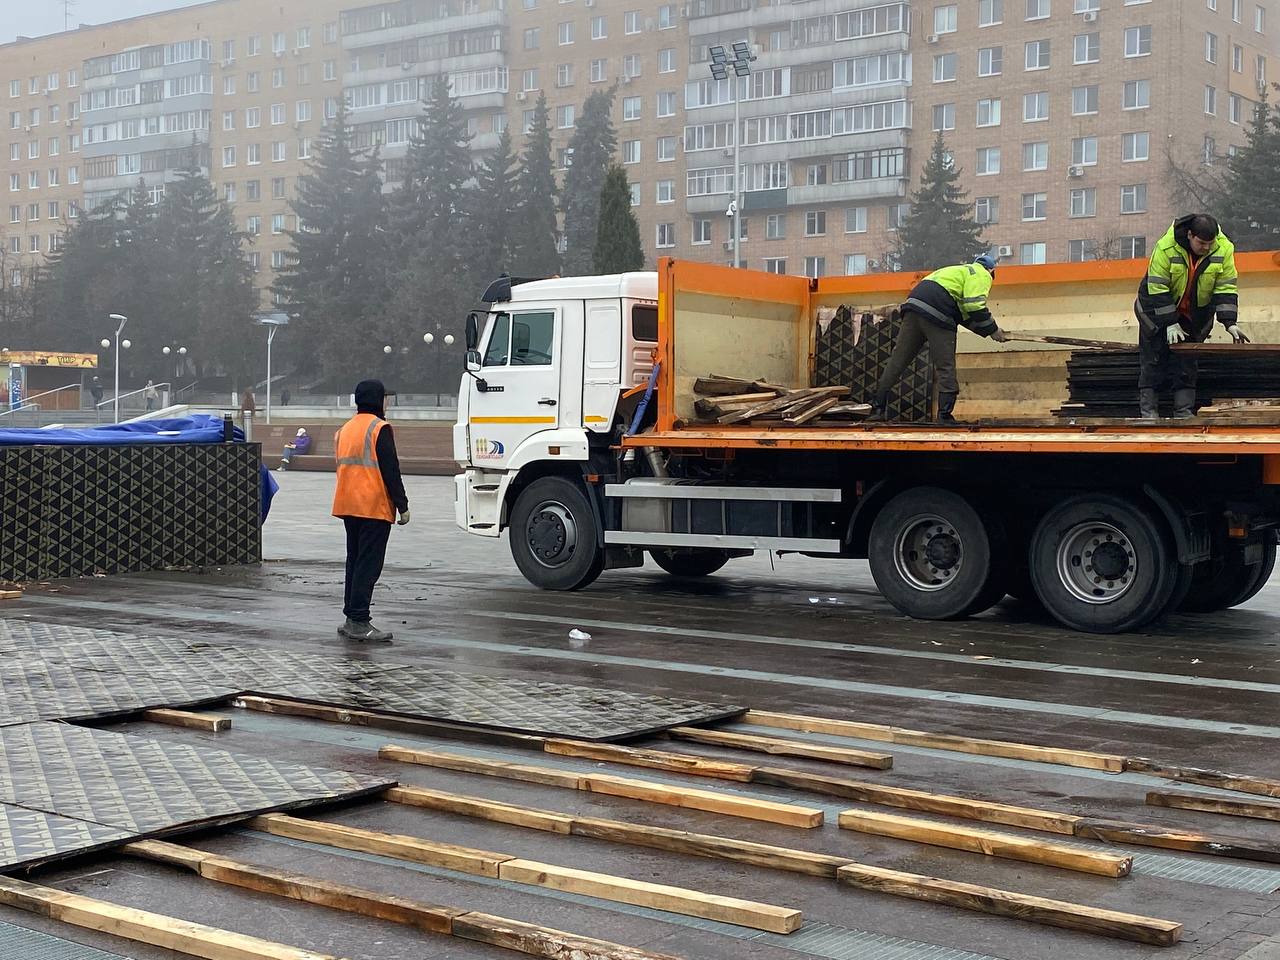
[1166,325,1188,346]
[989,327,1010,343]
[1227,324,1251,344]
[397,509,411,526]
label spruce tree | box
[1217,86,1280,250]
[895,132,986,271]
[512,93,560,276]
[560,86,618,276]
[274,100,388,382]
[469,125,520,280]
[593,164,644,273]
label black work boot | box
[937,392,960,424]
[1138,388,1159,420]
[1172,388,1197,420]
[867,394,891,422]
[338,619,394,643]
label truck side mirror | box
[466,349,482,372]
[465,313,480,351]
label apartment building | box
[3,0,1279,306]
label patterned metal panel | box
[0,443,260,583]
[0,803,134,874]
[0,920,134,960]
[0,722,393,837]
[815,307,933,422]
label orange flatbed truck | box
[454,256,1280,633]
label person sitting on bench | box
[278,428,311,471]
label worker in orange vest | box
[332,380,409,642]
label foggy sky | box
[3,1,213,45]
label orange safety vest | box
[331,412,394,522]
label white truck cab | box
[454,272,658,562]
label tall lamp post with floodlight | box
[105,313,130,422]
[256,312,289,424]
[708,41,756,269]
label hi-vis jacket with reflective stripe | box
[902,262,998,337]
[1136,217,1239,338]
[331,412,395,522]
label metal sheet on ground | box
[0,803,134,874]
[0,918,135,960]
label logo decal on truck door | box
[474,438,505,459]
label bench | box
[260,422,457,476]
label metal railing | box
[0,384,83,420]
[95,382,172,419]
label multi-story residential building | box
[3,0,1279,305]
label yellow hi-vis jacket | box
[1136,218,1239,338]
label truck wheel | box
[868,487,999,620]
[508,477,603,591]
[1227,539,1277,608]
[1029,494,1177,633]
[649,549,731,578]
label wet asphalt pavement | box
[2,473,1279,960]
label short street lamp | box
[256,312,289,424]
[708,41,756,270]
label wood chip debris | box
[692,376,871,426]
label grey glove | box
[1166,325,1188,345]
[989,327,1010,343]
[1226,324,1251,344]
[397,509,411,526]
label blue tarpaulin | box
[0,414,278,521]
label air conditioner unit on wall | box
[1068,165,1084,177]
[1082,10,1098,21]
[516,90,527,101]
[927,34,940,44]
[997,245,1013,257]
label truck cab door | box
[468,308,560,469]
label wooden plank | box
[0,874,338,960]
[1072,818,1280,863]
[783,397,840,426]
[1124,758,1280,799]
[835,865,1181,946]
[497,859,802,934]
[745,710,1127,773]
[247,813,513,876]
[142,708,231,732]
[0,590,23,600]
[385,785,575,834]
[583,773,824,828]
[693,376,759,396]
[668,727,893,770]
[543,739,758,781]
[837,810,1131,878]
[750,766,1080,835]
[1146,791,1280,822]
[377,745,583,789]
[379,745,823,828]
[452,913,680,960]
[718,387,846,425]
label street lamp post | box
[423,332,456,407]
[256,313,289,424]
[709,42,756,269]
[106,314,129,423]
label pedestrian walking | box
[239,387,256,417]
[88,376,104,409]
[332,380,409,643]
[280,386,291,406]
[143,379,159,412]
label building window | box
[1123,79,1150,109]
[623,139,640,163]
[272,68,285,88]
[223,146,236,167]
[845,207,867,233]
[271,177,286,199]
[558,64,575,87]
[224,183,236,203]
[656,180,674,203]
[979,0,1004,25]
[323,60,336,82]
[658,4,677,29]
[591,16,606,39]
[844,254,868,275]
[934,4,958,34]
[1071,136,1098,165]
[1206,32,1218,62]
[625,11,641,34]
[1120,183,1148,213]
[1074,33,1100,63]
[623,54,641,79]
[1233,0,1242,20]
[590,60,606,83]
[1069,187,1096,217]
[556,105,574,128]
[1233,44,1244,72]
[763,258,787,274]
[1025,0,1050,19]
[1022,192,1047,220]
[1076,0,1100,9]
[1068,239,1097,261]
[248,144,261,164]
[271,103,285,125]
[246,215,261,235]
[1025,39,1050,69]
[1258,54,1268,86]
[272,141,287,162]
[1229,93,1242,123]
[805,211,826,236]
[1120,236,1146,258]
[1022,141,1048,171]
[932,103,955,131]
[1204,85,1217,114]
[623,96,641,120]
[804,256,826,278]
[692,219,712,244]
[657,136,676,161]
[1020,242,1047,264]
[524,28,540,50]
[1256,3,1265,32]
[523,68,539,92]
[656,222,674,248]
[1071,85,1099,116]
[324,22,338,43]
[1124,26,1152,56]
[977,146,1001,174]
[933,53,957,82]
[1122,131,1150,161]
[807,163,828,186]
[659,48,676,73]
[247,72,260,92]
[657,91,675,117]
[8,80,19,98]
[1023,91,1048,122]
[297,100,311,122]
[766,214,786,239]
[271,213,285,234]
[978,46,1003,76]
[975,196,999,223]
[558,21,575,44]
[247,107,261,128]
[246,180,261,200]
[976,97,1001,126]
[297,26,311,48]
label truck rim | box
[1056,520,1136,604]
[893,513,962,591]
[526,500,578,569]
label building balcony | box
[787,177,906,206]
[343,49,504,87]
[341,9,504,49]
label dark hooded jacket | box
[354,380,408,514]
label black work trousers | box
[1138,328,1199,392]
[342,517,392,623]
[876,309,959,400]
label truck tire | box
[1179,538,1275,612]
[1029,494,1177,633]
[649,549,731,578]
[508,477,604,591]
[868,487,1000,620]
[1226,539,1277,608]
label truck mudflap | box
[456,468,505,538]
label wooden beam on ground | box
[1124,758,1280,799]
[378,745,824,828]
[835,865,1181,947]
[385,786,575,834]
[142,708,231,732]
[0,589,23,600]
[543,739,757,781]
[837,810,1131,878]
[247,813,513,876]
[0,874,338,960]
[744,711,1126,773]
[1146,791,1280,822]
[125,841,679,960]
[667,726,893,770]
[496,859,802,934]
[1072,818,1280,863]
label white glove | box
[1226,324,1250,344]
[397,509,411,526]
[1166,325,1188,345]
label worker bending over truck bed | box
[870,254,1009,423]
[1136,214,1248,419]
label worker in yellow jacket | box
[1135,214,1246,419]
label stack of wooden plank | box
[693,376,872,426]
